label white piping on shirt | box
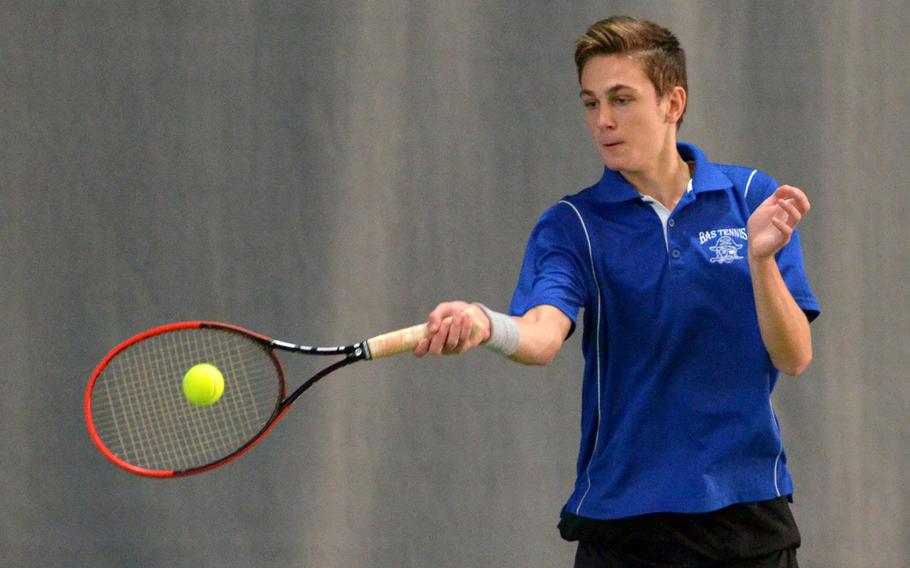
[770,396,783,497]
[744,169,758,200]
[558,200,602,515]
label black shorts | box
[574,542,798,568]
[560,497,800,568]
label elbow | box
[511,337,563,367]
[512,347,559,367]
[535,334,566,366]
[536,349,559,367]
[777,350,813,377]
[770,330,813,376]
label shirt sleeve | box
[508,202,589,335]
[748,172,821,322]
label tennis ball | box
[182,363,224,406]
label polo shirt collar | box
[679,142,733,194]
[594,141,733,204]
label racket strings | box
[90,328,281,472]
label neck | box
[621,141,691,210]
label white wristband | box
[472,303,520,356]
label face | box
[579,55,684,174]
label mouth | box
[601,141,623,149]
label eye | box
[613,97,632,106]
[582,99,598,110]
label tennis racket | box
[84,320,456,478]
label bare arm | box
[747,185,813,376]
[414,302,572,366]
[508,305,573,365]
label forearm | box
[508,314,567,366]
[749,256,812,375]
[473,303,570,366]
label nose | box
[596,105,616,130]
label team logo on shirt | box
[699,228,747,264]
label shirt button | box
[668,219,675,227]
[671,249,681,259]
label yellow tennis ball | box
[182,363,224,406]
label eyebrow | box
[579,84,637,98]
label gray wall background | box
[2,1,907,566]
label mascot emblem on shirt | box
[708,235,744,264]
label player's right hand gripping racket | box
[85,320,455,477]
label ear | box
[665,85,687,124]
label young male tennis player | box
[416,16,819,568]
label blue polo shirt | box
[509,142,820,520]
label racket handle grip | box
[365,317,482,359]
[366,323,431,359]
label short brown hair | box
[575,16,688,125]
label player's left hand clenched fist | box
[747,185,810,260]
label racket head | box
[84,321,286,477]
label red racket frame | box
[84,321,288,478]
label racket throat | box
[280,352,364,409]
